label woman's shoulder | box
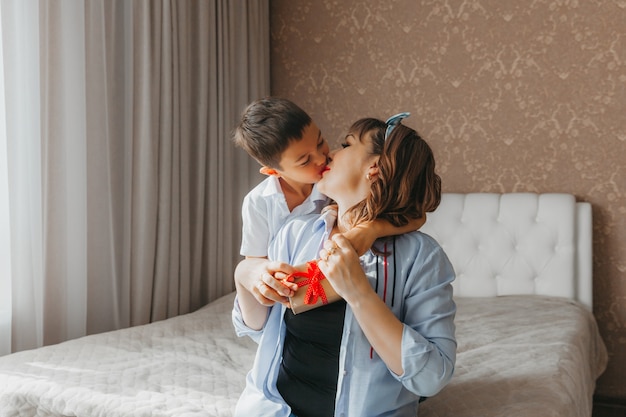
[384,230,448,262]
[270,212,332,264]
[271,212,329,254]
[396,229,441,248]
[281,212,323,234]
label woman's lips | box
[321,166,330,176]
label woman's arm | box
[318,233,456,390]
[349,288,405,375]
[317,234,405,374]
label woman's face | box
[318,131,377,209]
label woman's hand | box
[317,234,372,304]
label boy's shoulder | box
[244,176,284,203]
[244,176,329,208]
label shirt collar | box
[261,176,328,204]
[309,183,328,203]
[261,175,283,197]
[313,207,337,235]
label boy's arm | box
[342,215,427,256]
[234,256,297,330]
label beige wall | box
[270,0,626,400]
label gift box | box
[286,261,342,314]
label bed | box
[0,193,608,417]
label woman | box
[232,114,457,417]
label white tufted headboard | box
[420,193,593,310]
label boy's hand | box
[235,258,297,308]
[321,203,338,215]
[256,261,299,307]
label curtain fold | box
[0,3,12,355]
[84,0,130,334]
[40,0,89,346]
[0,0,268,355]
[0,0,45,354]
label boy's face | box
[318,131,376,207]
[274,122,330,185]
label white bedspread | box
[419,296,607,417]
[0,294,253,417]
[0,293,607,417]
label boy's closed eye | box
[299,137,327,167]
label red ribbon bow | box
[288,261,328,305]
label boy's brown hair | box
[233,97,312,169]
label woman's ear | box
[366,162,380,182]
[260,166,280,177]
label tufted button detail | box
[418,192,578,300]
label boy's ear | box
[260,166,280,177]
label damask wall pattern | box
[270,0,626,400]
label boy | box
[232,97,423,314]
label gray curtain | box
[0,0,267,354]
[126,0,268,325]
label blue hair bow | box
[385,112,411,140]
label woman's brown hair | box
[346,118,441,227]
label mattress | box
[419,295,607,417]
[0,293,607,417]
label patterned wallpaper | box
[270,0,626,399]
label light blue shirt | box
[232,210,457,417]
[239,176,329,257]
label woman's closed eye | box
[341,134,356,149]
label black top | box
[277,300,347,417]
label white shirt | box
[232,210,457,417]
[239,176,329,257]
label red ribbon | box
[288,261,328,305]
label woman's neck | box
[335,209,353,234]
